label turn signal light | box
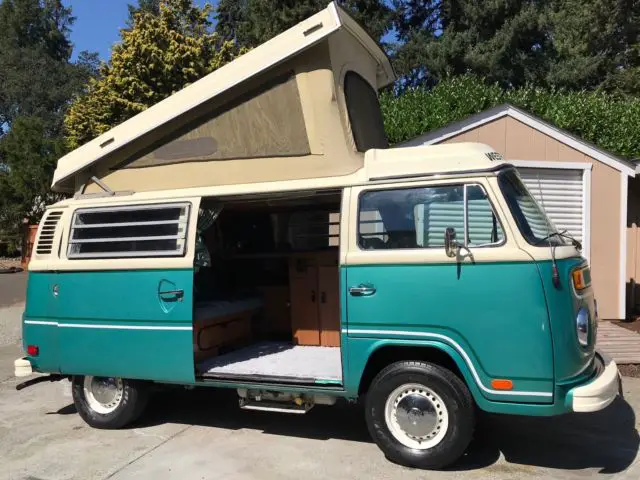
[571,268,587,290]
[27,345,39,357]
[491,379,513,390]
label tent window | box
[67,203,190,259]
[126,74,310,168]
[344,72,388,152]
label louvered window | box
[358,184,504,250]
[67,203,190,259]
[518,168,584,242]
[35,210,63,255]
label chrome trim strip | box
[344,328,553,398]
[24,320,191,331]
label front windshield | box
[498,169,570,246]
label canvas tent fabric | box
[125,74,311,168]
[53,2,395,195]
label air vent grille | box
[35,211,63,255]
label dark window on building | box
[344,72,389,152]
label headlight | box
[576,307,590,346]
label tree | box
[388,0,640,93]
[420,0,550,89]
[216,0,392,48]
[65,0,243,150]
[545,0,640,93]
[388,0,442,89]
[127,0,161,24]
[0,0,94,132]
[0,0,96,245]
[0,117,65,247]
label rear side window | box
[67,203,190,259]
[358,184,504,250]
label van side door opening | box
[192,190,343,386]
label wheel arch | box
[355,340,483,403]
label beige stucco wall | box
[441,116,623,319]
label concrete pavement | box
[0,349,638,479]
[1,292,639,479]
[0,272,27,308]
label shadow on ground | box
[53,387,639,473]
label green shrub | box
[381,75,640,160]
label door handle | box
[159,289,184,301]
[349,285,376,297]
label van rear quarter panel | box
[23,269,195,383]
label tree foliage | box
[216,0,392,47]
[0,0,96,244]
[381,75,640,160]
[0,0,95,132]
[0,117,65,247]
[390,0,640,93]
[64,0,243,150]
[127,0,161,25]
[545,0,639,93]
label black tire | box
[364,361,475,469]
[72,375,149,429]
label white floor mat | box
[199,341,342,382]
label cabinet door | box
[318,266,341,347]
[290,265,320,345]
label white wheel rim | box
[384,383,449,450]
[83,376,124,414]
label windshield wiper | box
[535,230,582,250]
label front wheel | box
[72,375,149,429]
[364,361,475,469]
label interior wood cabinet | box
[289,252,340,347]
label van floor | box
[197,341,342,383]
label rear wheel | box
[72,375,149,429]
[364,361,474,469]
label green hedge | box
[380,75,640,160]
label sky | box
[63,0,212,61]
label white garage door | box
[518,168,585,242]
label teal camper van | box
[14,3,621,469]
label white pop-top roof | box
[364,143,503,180]
[50,143,506,207]
[52,2,395,191]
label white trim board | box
[401,105,636,177]
[509,160,592,171]
[620,174,629,319]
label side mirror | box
[444,227,458,258]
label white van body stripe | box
[25,320,191,331]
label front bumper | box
[14,357,33,377]
[569,352,620,413]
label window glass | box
[344,72,389,152]
[466,185,505,246]
[68,203,190,259]
[498,169,569,246]
[358,184,504,250]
